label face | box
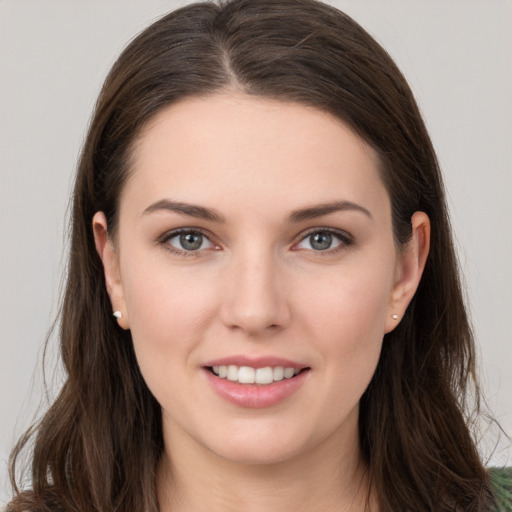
[94,93,428,466]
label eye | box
[162,230,215,253]
[295,229,350,252]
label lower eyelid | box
[159,229,215,252]
[295,229,353,249]
[158,228,352,255]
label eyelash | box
[158,227,353,257]
[293,228,353,255]
[158,228,217,257]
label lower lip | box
[203,368,310,408]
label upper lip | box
[203,355,308,369]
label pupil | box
[311,232,332,250]
[180,233,202,251]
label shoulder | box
[489,467,512,511]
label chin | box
[200,421,319,467]
[213,441,304,466]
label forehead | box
[123,93,389,219]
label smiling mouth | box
[208,365,308,385]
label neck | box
[157,415,376,512]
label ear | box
[92,212,130,329]
[385,211,430,333]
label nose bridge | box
[221,239,290,335]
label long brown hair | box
[8,1,497,510]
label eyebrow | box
[142,198,371,224]
[142,199,225,223]
[288,200,372,223]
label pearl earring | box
[392,314,399,320]
[113,311,123,319]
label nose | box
[220,247,291,337]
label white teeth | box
[255,367,274,384]
[283,367,295,379]
[227,365,238,381]
[211,365,302,385]
[273,366,284,381]
[238,366,255,384]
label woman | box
[7,0,511,510]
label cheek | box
[301,257,395,340]
[120,256,220,366]
[313,283,387,380]
[121,262,224,418]
[296,256,395,391]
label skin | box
[93,93,430,511]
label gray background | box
[1,0,511,505]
